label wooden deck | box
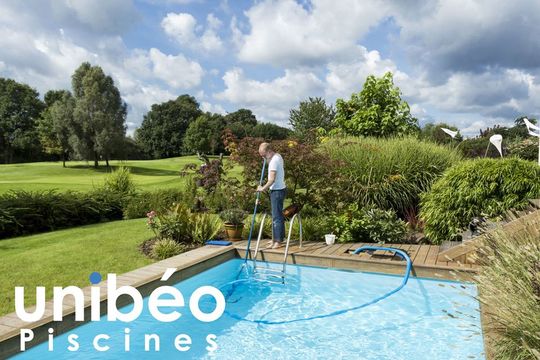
[234,240,479,281]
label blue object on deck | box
[205,240,232,246]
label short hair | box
[259,142,272,152]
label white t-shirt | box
[268,153,286,190]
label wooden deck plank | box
[424,245,439,266]
[413,244,431,266]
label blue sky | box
[1,0,540,137]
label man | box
[257,142,286,249]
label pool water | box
[13,259,485,359]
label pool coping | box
[0,245,236,359]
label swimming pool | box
[13,258,485,359]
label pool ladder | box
[250,212,303,284]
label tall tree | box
[38,90,74,167]
[0,78,45,163]
[335,72,418,137]
[289,97,335,143]
[183,113,226,154]
[224,108,257,139]
[251,122,290,140]
[70,62,127,167]
[135,95,202,158]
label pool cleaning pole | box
[243,158,267,263]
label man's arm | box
[258,170,276,192]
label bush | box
[420,158,540,244]
[103,165,136,195]
[289,216,331,242]
[321,136,461,215]
[123,189,187,219]
[147,204,225,245]
[507,138,538,161]
[476,223,540,359]
[192,213,222,244]
[0,189,124,239]
[330,204,407,243]
[151,238,185,260]
[219,208,246,225]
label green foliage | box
[420,158,540,244]
[475,224,540,359]
[321,136,461,215]
[151,238,185,260]
[458,136,503,158]
[419,122,462,144]
[507,138,538,161]
[289,97,335,143]
[123,189,187,219]
[38,91,74,166]
[150,203,193,243]
[219,209,246,225]
[104,165,136,195]
[135,95,202,158]
[330,204,407,243]
[183,113,226,154]
[70,62,127,167]
[191,213,222,243]
[250,122,291,140]
[0,189,124,239]
[335,72,418,137]
[0,77,45,163]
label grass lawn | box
[0,156,242,194]
[0,218,155,316]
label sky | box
[1,0,540,137]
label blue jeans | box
[270,188,287,242]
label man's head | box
[258,142,274,159]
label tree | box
[70,62,127,167]
[335,72,418,137]
[224,108,257,139]
[0,78,45,163]
[183,113,226,154]
[420,122,463,144]
[38,90,74,167]
[136,95,202,158]
[289,97,335,143]
[251,122,290,140]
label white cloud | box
[161,12,223,52]
[215,67,324,123]
[148,48,204,89]
[236,0,389,66]
[201,101,226,114]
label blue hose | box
[223,246,412,325]
[243,158,267,264]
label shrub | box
[151,238,185,260]
[420,158,540,244]
[288,215,331,242]
[147,204,225,245]
[123,189,187,219]
[219,209,246,225]
[507,138,538,161]
[321,136,461,215]
[192,213,222,244]
[0,189,124,239]
[242,214,272,240]
[104,165,136,195]
[475,223,540,359]
[330,204,407,244]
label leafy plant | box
[151,238,185,260]
[151,203,193,243]
[103,165,136,195]
[330,204,407,243]
[219,209,246,225]
[475,222,540,359]
[123,189,187,219]
[334,72,419,137]
[192,213,222,244]
[420,158,540,244]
